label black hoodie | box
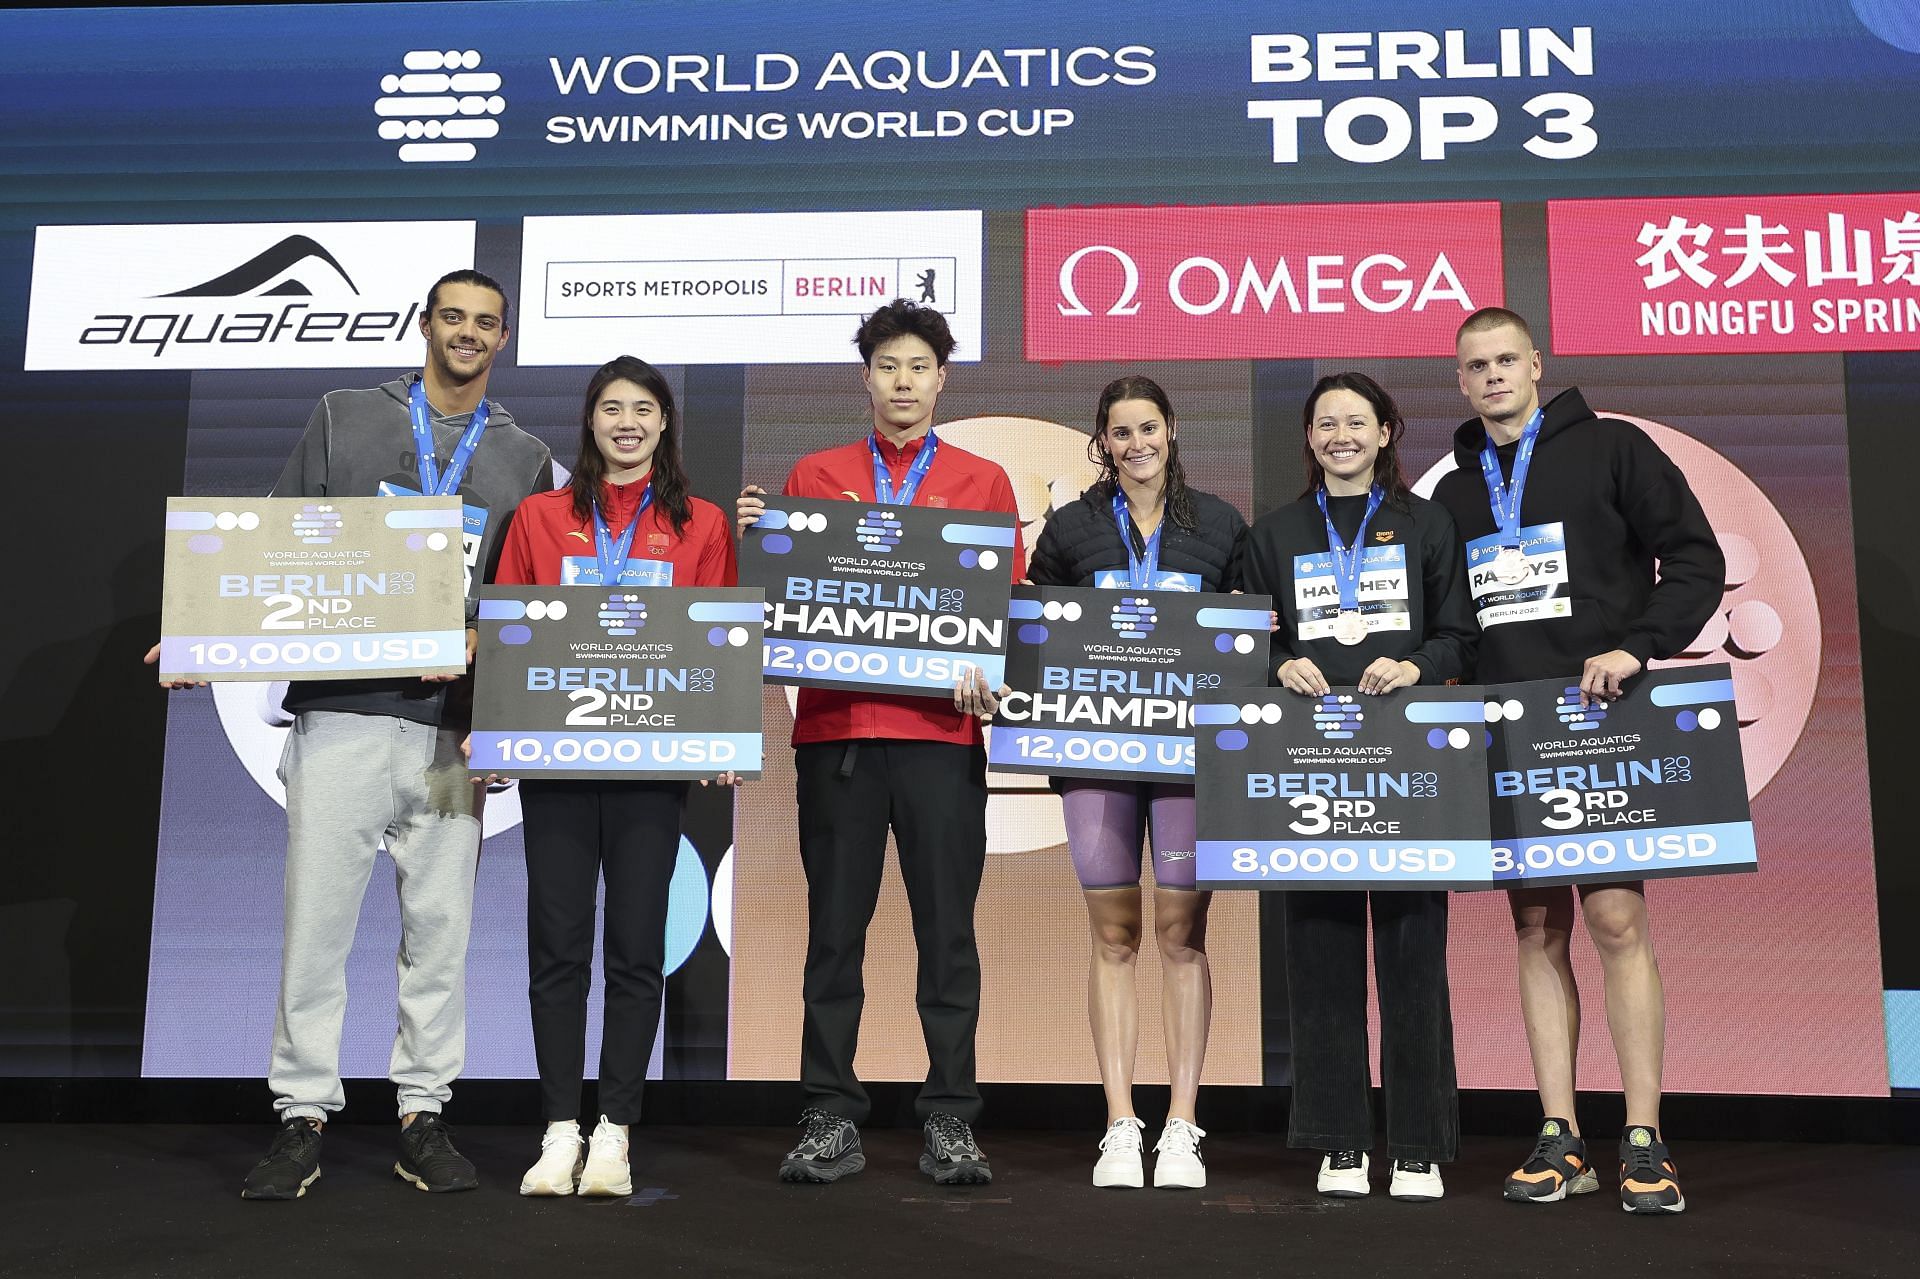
[1430,387,1724,684]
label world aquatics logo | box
[376,49,506,163]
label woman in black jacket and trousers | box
[1241,372,1476,1203]
[1027,375,1247,1191]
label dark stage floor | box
[1,1124,1914,1278]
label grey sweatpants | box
[270,710,483,1122]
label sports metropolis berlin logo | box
[376,49,506,163]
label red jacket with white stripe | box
[782,431,1025,746]
[494,480,737,589]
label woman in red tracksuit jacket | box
[490,355,736,1200]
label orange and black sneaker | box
[1618,1125,1685,1214]
[1503,1117,1600,1203]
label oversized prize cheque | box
[1484,663,1756,887]
[157,495,466,682]
[989,585,1272,782]
[468,586,765,780]
[740,495,1015,695]
[1195,685,1494,891]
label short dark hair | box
[1456,306,1533,350]
[854,299,956,366]
[426,269,511,329]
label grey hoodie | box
[272,374,552,727]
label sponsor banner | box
[158,496,466,681]
[1195,685,1494,890]
[10,8,1920,205]
[516,210,982,365]
[1024,202,1503,361]
[741,496,1014,694]
[1549,193,1920,354]
[469,586,765,779]
[1485,665,1756,886]
[989,585,1272,782]
[26,222,474,371]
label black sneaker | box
[1618,1126,1686,1215]
[778,1107,865,1183]
[1504,1117,1599,1203]
[920,1113,992,1185]
[394,1113,479,1193]
[241,1118,323,1200]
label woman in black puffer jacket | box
[1026,375,1247,1191]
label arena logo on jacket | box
[1292,544,1410,640]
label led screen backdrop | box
[2,0,1914,1093]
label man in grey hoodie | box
[158,269,551,1199]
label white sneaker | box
[1389,1159,1445,1201]
[578,1115,632,1197]
[1091,1117,1145,1188]
[518,1121,583,1196]
[1152,1118,1207,1189]
[1316,1150,1370,1197]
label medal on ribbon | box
[408,377,490,498]
[870,432,940,506]
[1315,484,1386,647]
[591,483,654,585]
[1109,489,1167,591]
[1479,408,1544,587]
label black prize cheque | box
[741,495,1015,695]
[1195,685,1493,891]
[158,495,466,682]
[1485,663,1756,887]
[989,585,1273,782]
[469,586,765,780]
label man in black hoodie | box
[1431,308,1723,1215]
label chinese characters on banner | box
[1549,193,1920,354]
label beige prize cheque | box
[158,495,467,682]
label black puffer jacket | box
[1028,484,1247,591]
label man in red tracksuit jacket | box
[739,299,1022,1187]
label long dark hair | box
[569,356,693,535]
[1299,371,1413,511]
[1087,375,1199,531]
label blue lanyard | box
[870,432,939,505]
[1314,484,1385,612]
[591,484,654,583]
[408,378,489,497]
[1110,489,1166,590]
[1478,407,1543,549]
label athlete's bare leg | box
[1510,885,1582,1131]
[1153,888,1212,1125]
